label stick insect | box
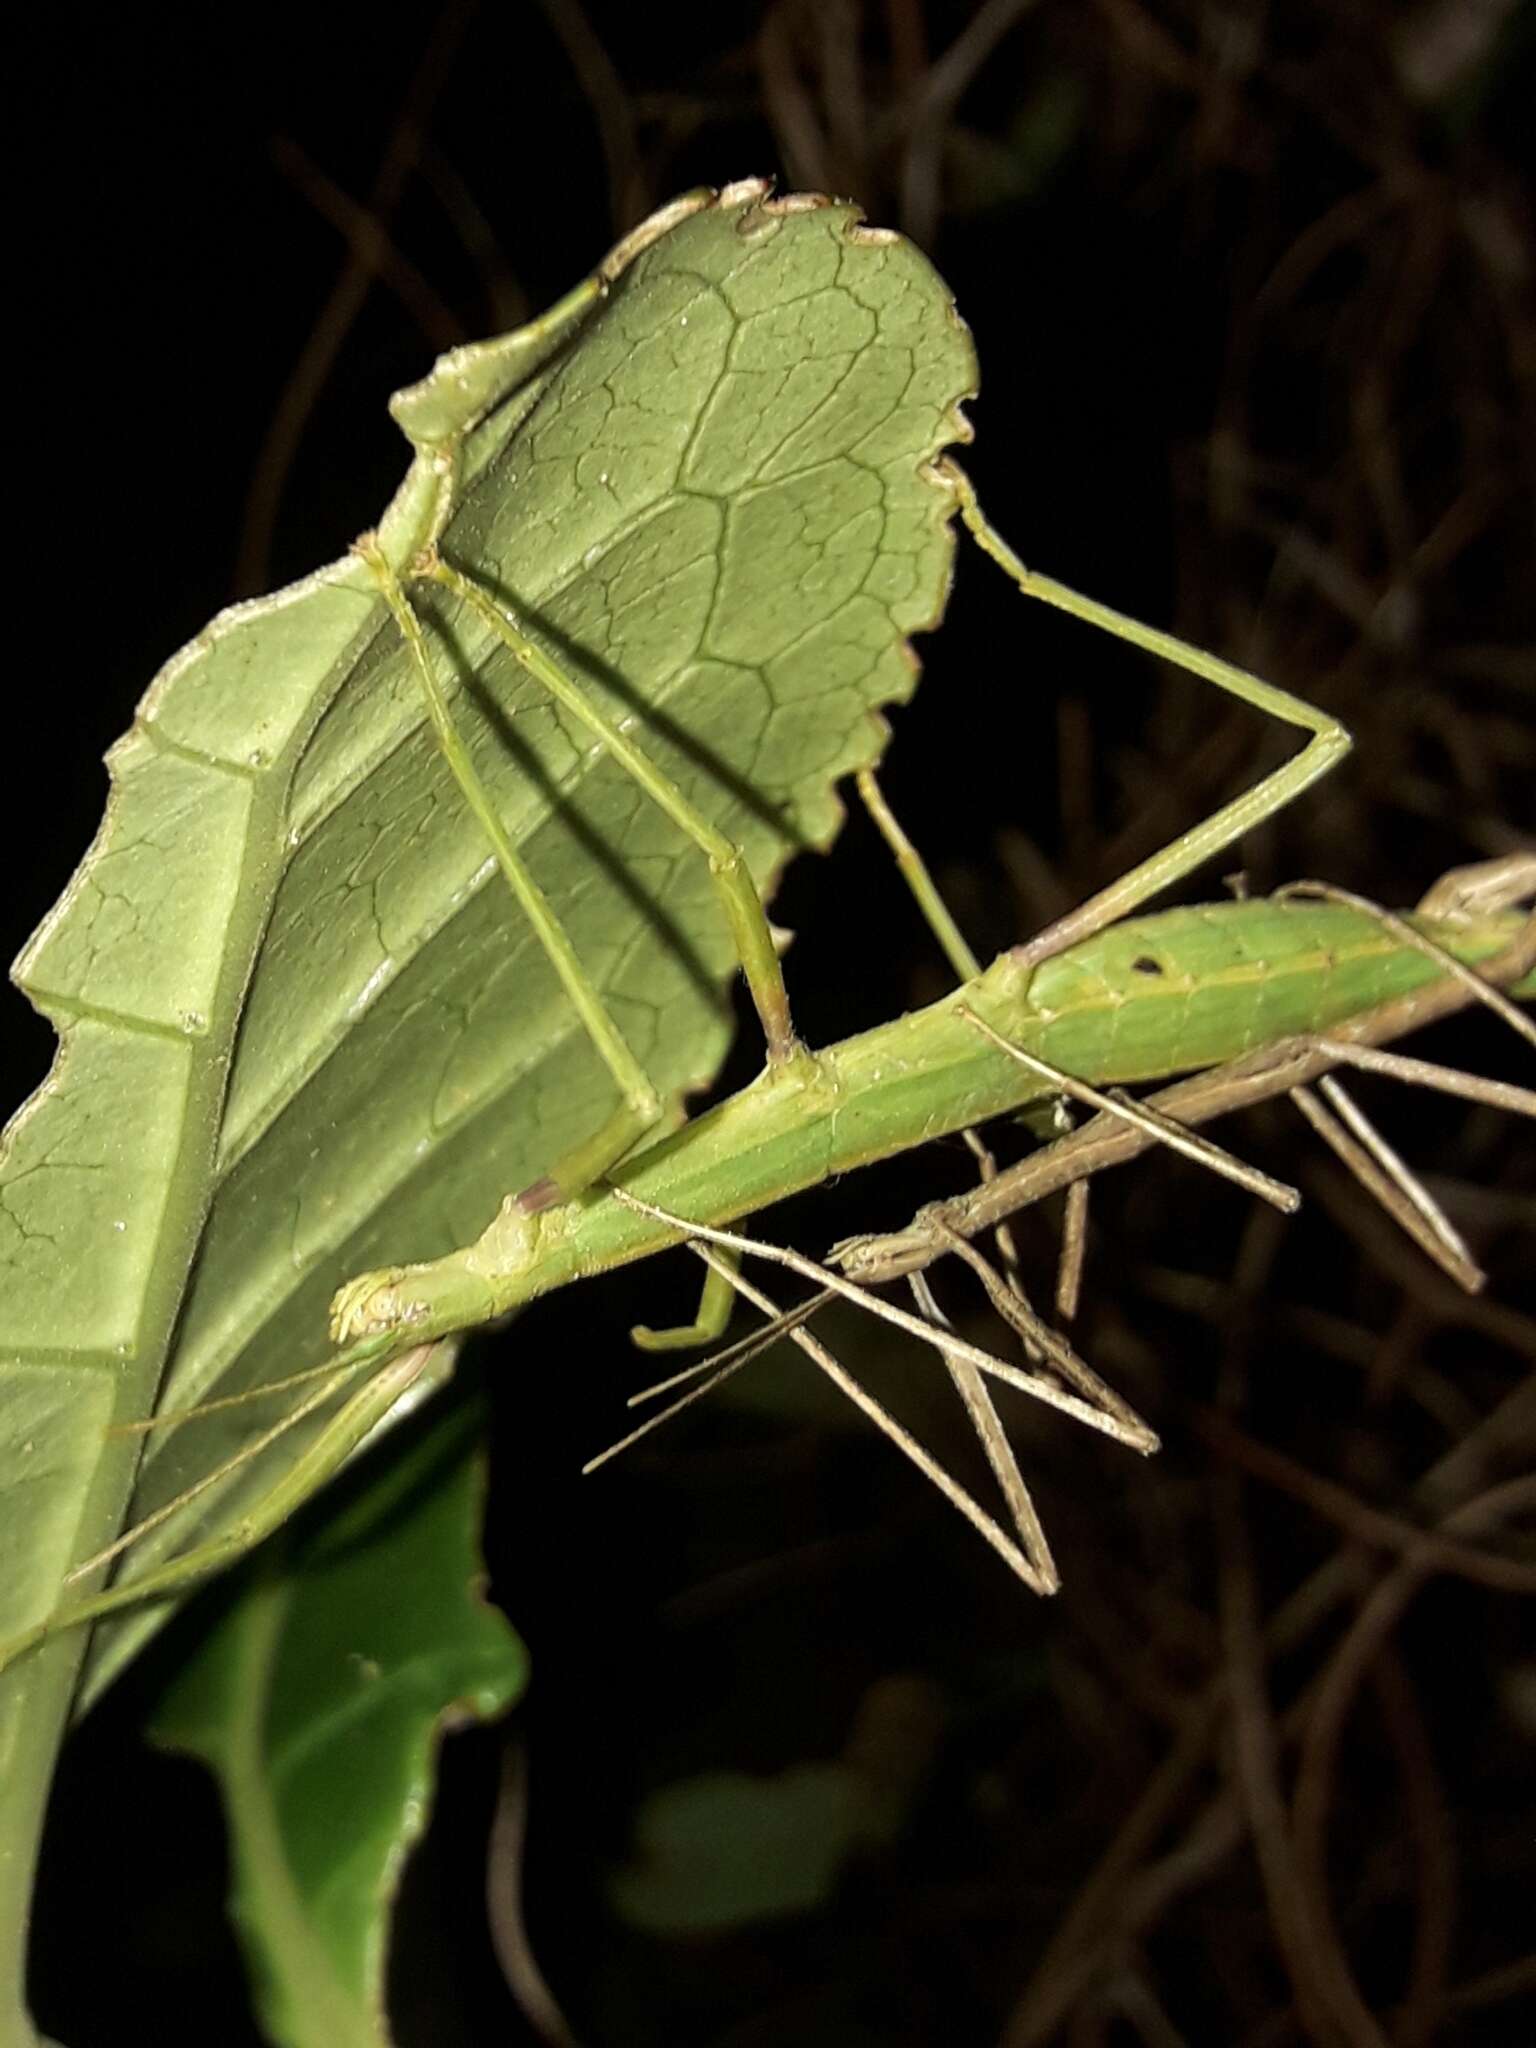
[6,421,1532,1675]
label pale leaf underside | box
[0,182,976,1715]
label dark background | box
[9,3,1534,2043]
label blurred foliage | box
[149,1391,525,2048]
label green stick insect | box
[3,184,1533,1675]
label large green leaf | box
[0,179,975,2024]
[148,1388,525,2048]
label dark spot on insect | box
[1131,955,1164,976]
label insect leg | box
[426,555,805,1067]
[629,1246,741,1354]
[359,539,663,1204]
[942,459,1351,966]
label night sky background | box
[7,4,1534,2043]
